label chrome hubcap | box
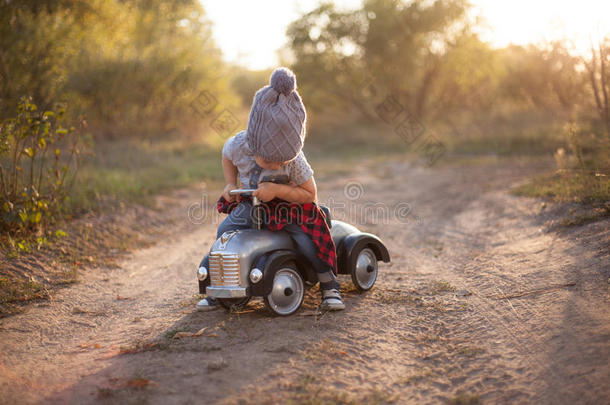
[355,248,377,289]
[267,268,304,315]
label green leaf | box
[18,211,27,223]
[23,147,34,157]
[17,240,30,253]
[55,229,67,238]
[57,128,68,135]
[38,138,46,148]
[43,111,55,118]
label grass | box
[306,125,411,177]
[512,168,610,227]
[447,131,563,157]
[308,113,573,172]
[448,393,480,405]
[430,281,456,294]
[66,137,225,214]
[559,209,610,226]
[440,112,568,158]
[307,123,409,157]
[375,290,420,305]
[512,171,610,205]
[0,276,48,314]
[511,122,609,209]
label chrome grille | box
[209,252,241,286]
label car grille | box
[209,252,241,286]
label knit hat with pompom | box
[246,67,306,163]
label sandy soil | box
[0,156,608,405]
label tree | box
[584,37,610,139]
[287,0,472,123]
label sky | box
[201,0,610,70]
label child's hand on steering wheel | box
[223,183,238,202]
[253,182,277,202]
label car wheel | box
[351,247,378,292]
[264,262,304,316]
[217,297,251,311]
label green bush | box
[0,97,82,233]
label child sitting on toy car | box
[196,67,344,312]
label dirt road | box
[1,157,608,404]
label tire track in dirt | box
[424,183,609,404]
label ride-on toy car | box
[197,176,390,316]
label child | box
[196,67,344,311]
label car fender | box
[250,250,317,296]
[337,233,390,275]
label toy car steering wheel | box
[228,176,290,230]
[229,174,289,206]
[228,188,255,196]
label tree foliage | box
[0,0,237,139]
[287,0,604,139]
[287,0,472,121]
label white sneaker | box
[320,289,345,311]
[196,297,218,311]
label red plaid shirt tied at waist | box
[216,196,337,274]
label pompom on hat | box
[246,67,306,163]
[270,67,296,95]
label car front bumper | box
[205,286,248,298]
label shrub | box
[0,97,82,233]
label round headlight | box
[197,266,208,281]
[249,268,263,283]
